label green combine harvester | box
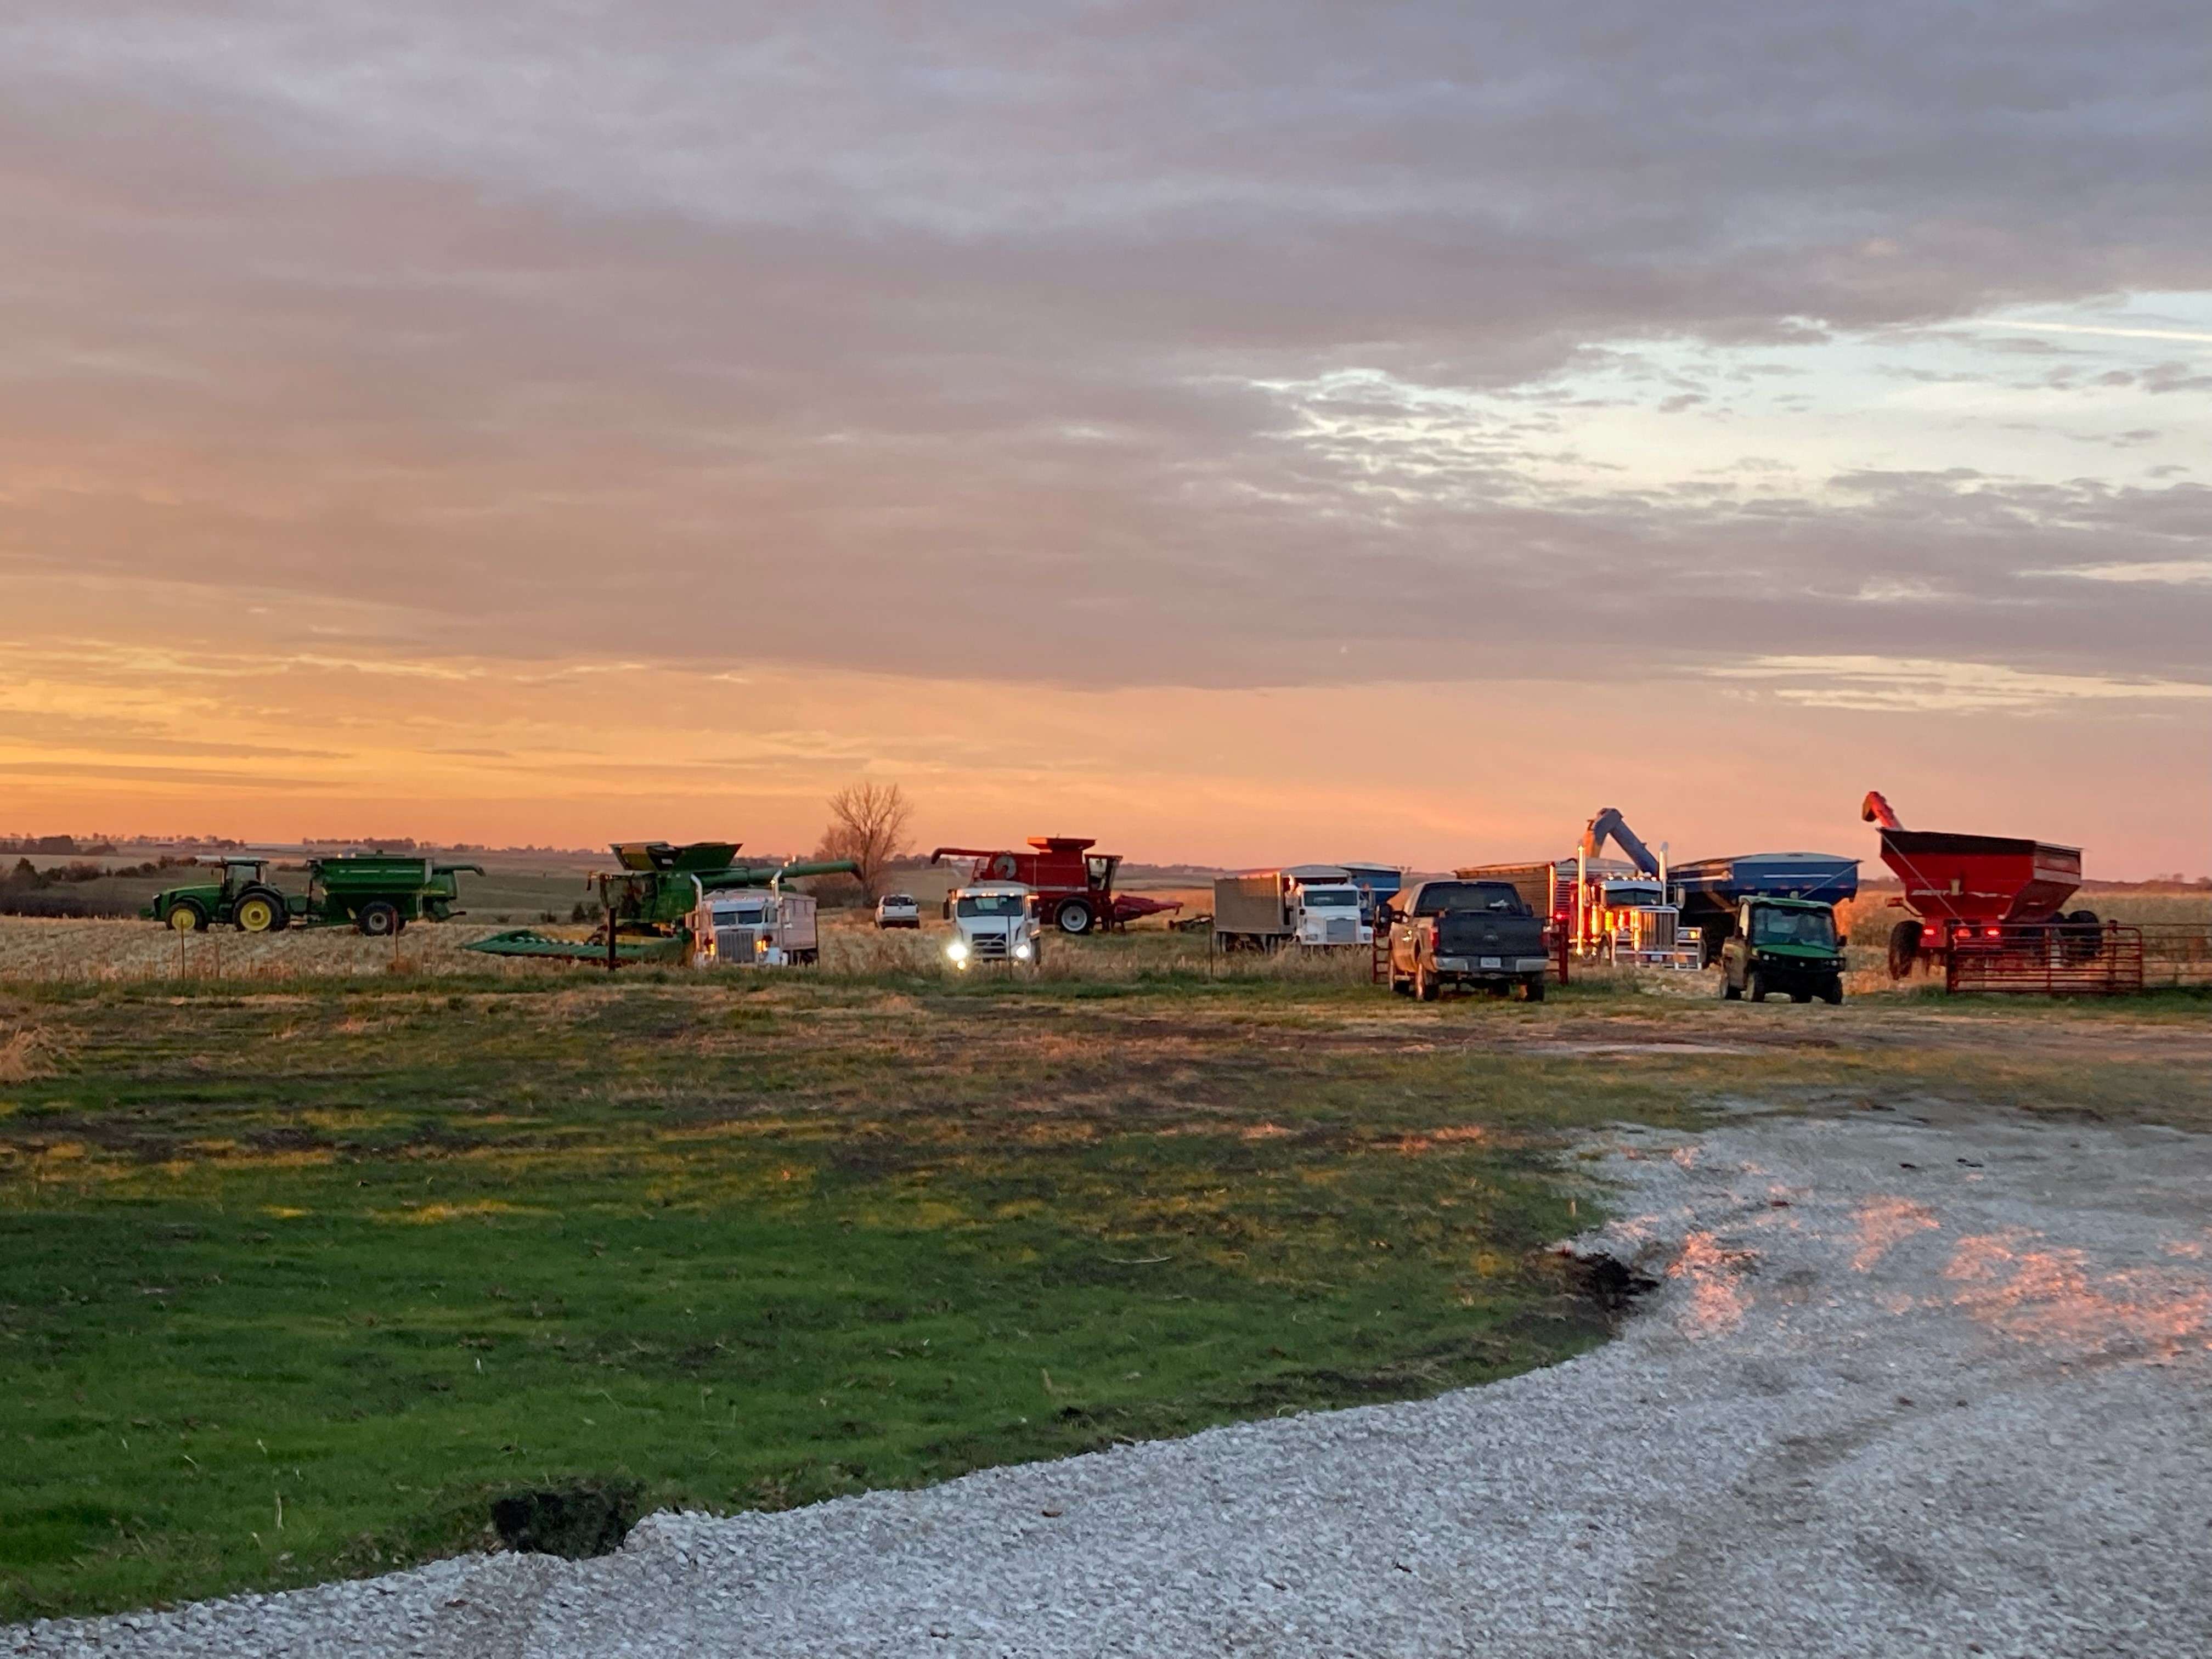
[464,842,859,967]
[145,854,483,936]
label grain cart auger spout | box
[464,842,859,968]
[1579,808,1661,877]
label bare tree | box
[815,782,915,903]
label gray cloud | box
[0,0,2204,690]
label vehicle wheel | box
[233,892,283,933]
[357,901,399,938]
[1054,899,1094,935]
[1720,970,1741,1001]
[1887,919,1920,980]
[1820,977,1843,1005]
[167,901,206,933]
[1523,975,1546,1002]
[1415,962,1439,1001]
[1390,970,1411,996]
[1747,969,1768,1003]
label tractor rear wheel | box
[1887,920,1921,980]
[1054,899,1095,935]
[357,901,399,938]
[233,891,284,933]
[167,901,206,933]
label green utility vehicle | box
[1720,895,1845,1004]
[144,855,483,936]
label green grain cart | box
[145,854,483,936]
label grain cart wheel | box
[167,901,206,932]
[357,900,400,938]
[1054,899,1095,935]
[233,891,284,933]
[1886,920,1921,980]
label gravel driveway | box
[15,1102,2209,1658]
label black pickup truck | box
[1384,880,1549,1001]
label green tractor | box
[144,855,484,937]
[1719,895,1846,1004]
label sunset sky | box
[2,2,2205,874]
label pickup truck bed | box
[1386,880,1548,1001]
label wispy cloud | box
[1709,656,2211,714]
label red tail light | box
[1983,927,2000,938]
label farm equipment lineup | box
[144,854,483,936]
[101,793,2183,998]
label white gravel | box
[14,1103,2210,1658]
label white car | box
[944,882,1042,970]
[875,893,921,930]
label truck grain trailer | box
[145,853,483,936]
[1861,792,2121,991]
[930,837,1123,934]
[1667,851,1859,967]
[1212,866,1369,951]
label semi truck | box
[692,889,820,967]
[1212,866,1370,951]
[145,854,483,936]
[943,882,1044,970]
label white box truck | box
[1212,866,1370,951]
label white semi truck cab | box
[691,889,820,966]
[1291,880,1368,946]
[944,882,1043,970]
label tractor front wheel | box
[357,901,400,938]
[167,902,206,933]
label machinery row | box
[132,793,2147,995]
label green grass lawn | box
[1,965,2203,1620]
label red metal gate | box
[1945,924,2144,995]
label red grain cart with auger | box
[929,837,1172,935]
[1861,792,2132,992]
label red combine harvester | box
[929,837,1174,935]
[1861,792,2128,991]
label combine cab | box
[1863,792,2112,988]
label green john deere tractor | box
[144,855,484,936]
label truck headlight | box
[1013,941,1032,961]
[946,940,969,963]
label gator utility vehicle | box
[1719,896,1844,1003]
[145,854,482,936]
[1383,879,1548,1001]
